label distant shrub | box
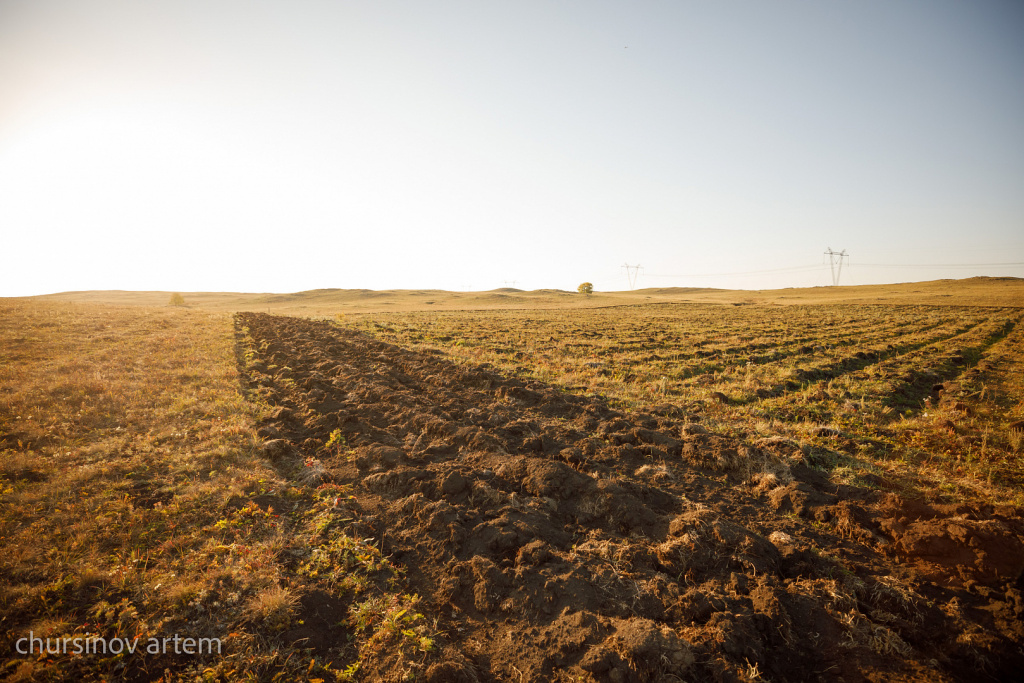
[169,293,185,306]
[577,282,594,295]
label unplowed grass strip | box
[0,301,365,682]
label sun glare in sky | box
[1,0,1022,295]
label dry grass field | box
[2,278,1023,682]
[0,302,401,681]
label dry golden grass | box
[0,301,409,681]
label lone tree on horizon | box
[577,282,594,295]
[169,293,185,306]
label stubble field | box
[2,282,1023,682]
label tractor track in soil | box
[236,313,1024,682]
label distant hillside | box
[16,276,1023,313]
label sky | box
[1,0,1023,295]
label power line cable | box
[645,261,1023,279]
[645,264,827,278]
[856,262,1024,268]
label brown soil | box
[237,313,1024,682]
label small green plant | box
[326,428,347,450]
[348,592,432,652]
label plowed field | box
[237,311,1024,682]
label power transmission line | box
[621,263,642,290]
[824,248,849,286]
[645,264,826,278]
[856,262,1024,268]
[634,258,1022,283]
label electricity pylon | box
[622,263,642,290]
[824,248,849,286]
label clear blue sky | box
[2,0,1022,295]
